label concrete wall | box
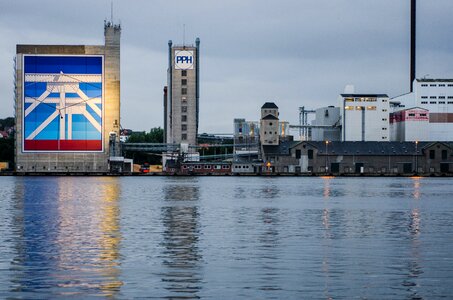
[15,23,121,173]
[167,43,199,146]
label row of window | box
[182,165,229,170]
[344,97,385,102]
[407,113,427,117]
[420,101,453,104]
[421,84,453,87]
[421,96,453,99]
[345,106,378,110]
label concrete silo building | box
[164,38,200,146]
[15,21,122,173]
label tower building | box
[15,21,121,173]
[260,102,280,145]
[165,38,200,146]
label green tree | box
[123,127,164,165]
[126,127,163,143]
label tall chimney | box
[410,0,416,92]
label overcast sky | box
[1,0,453,133]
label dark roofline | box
[341,94,388,98]
[261,102,278,109]
[262,114,279,120]
[416,78,453,82]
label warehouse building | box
[15,21,122,173]
[261,141,453,175]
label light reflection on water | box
[0,176,452,299]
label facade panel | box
[23,55,104,152]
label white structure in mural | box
[24,73,102,141]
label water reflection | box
[10,177,122,297]
[257,207,282,292]
[161,181,202,298]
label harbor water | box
[0,176,452,299]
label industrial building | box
[164,38,200,146]
[15,21,124,173]
[339,93,390,142]
[391,79,453,141]
[310,106,341,142]
[260,140,453,175]
[389,107,429,142]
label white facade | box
[311,106,341,141]
[390,107,429,142]
[391,79,453,141]
[339,94,390,141]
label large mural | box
[23,55,103,151]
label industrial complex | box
[5,0,453,176]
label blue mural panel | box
[23,55,103,151]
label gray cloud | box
[1,0,453,134]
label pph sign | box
[175,50,194,70]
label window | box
[222,165,229,169]
[382,127,387,130]
[181,88,187,95]
[295,149,301,159]
[181,106,187,113]
[181,96,187,102]
[421,96,428,99]
[182,133,187,140]
[308,149,314,159]
[215,165,221,170]
[429,150,435,159]
[430,101,437,104]
[382,136,387,139]
[356,106,364,110]
[421,84,428,87]
[181,70,187,76]
[345,98,354,102]
[448,96,453,99]
[345,106,354,110]
[430,96,437,99]
[408,113,415,117]
[181,79,187,85]
[204,165,211,169]
[430,84,437,87]
[366,106,376,110]
[442,150,448,160]
[181,124,187,131]
[420,113,427,117]
[449,84,453,87]
[269,122,273,126]
[439,101,446,104]
[448,102,453,104]
[421,101,428,104]
[382,109,387,112]
[382,118,387,121]
[181,115,187,122]
[382,99,388,102]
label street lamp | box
[415,140,419,174]
[325,140,329,173]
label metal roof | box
[262,114,279,120]
[303,141,452,156]
[341,94,389,98]
[261,102,279,109]
[416,78,453,82]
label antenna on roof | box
[111,0,114,23]
[183,24,186,46]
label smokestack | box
[410,0,416,92]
